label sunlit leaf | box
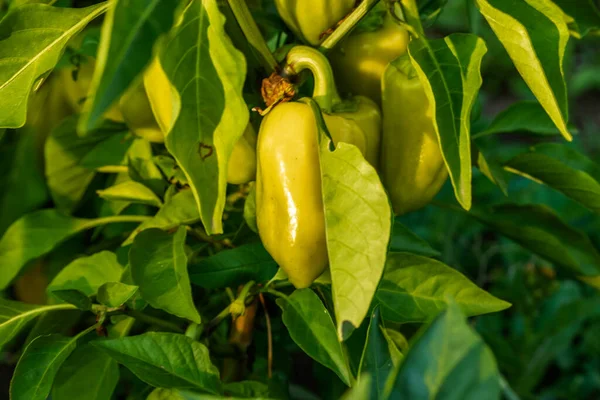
[376,253,511,323]
[158,0,248,234]
[406,33,487,210]
[0,3,108,128]
[475,0,572,141]
[97,180,163,208]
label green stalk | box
[124,310,185,333]
[397,0,424,37]
[320,0,381,52]
[226,0,279,73]
[284,46,341,113]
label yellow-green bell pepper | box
[256,46,381,288]
[381,55,448,215]
[330,13,409,106]
[274,0,355,46]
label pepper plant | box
[1,0,599,399]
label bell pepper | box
[274,0,355,46]
[329,13,409,106]
[256,46,381,288]
[57,56,125,122]
[143,58,258,184]
[381,55,448,215]
[120,81,165,143]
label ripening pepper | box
[256,46,381,288]
[143,58,258,184]
[120,81,165,143]
[274,0,355,46]
[330,13,409,106]
[57,56,125,122]
[381,55,448,215]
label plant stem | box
[185,323,204,340]
[96,165,129,174]
[227,0,279,73]
[397,0,424,37]
[320,0,381,52]
[284,46,341,112]
[258,293,273,379]
[206,304,232,331]
[124,310,185,333]
[91,215,151,227]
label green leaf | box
[159,0,249,234]
[123,189,199,245]
[51,289,93,310]
[0,3,108,128]
[223,381,271,398]
[474,101,571,138]
[276,289,352,386]
[10,333,85,400]
[553,0,600,37]
[81,0,178,131]
[340,375,373,400]
[47,251,123,296]
[0,298,76,349]
[97,180,163,208]
[475,0,572,141]
[386,304,501,399]
[358,307,401,398]
[0,210,113,290]
[406,33,487,210]
[45,116,132,213]
[469,203,600,277]
[51,345,119,400]
[130,227,201,323]
[504,143,600,215]
[189,242,277,289]
[376,253,511,323]
[97,282,139,307]
[92,332,222,394]
[128,156,168,197]
[51,318,134,400]
[390,219,440,257]
[307,97,391,341]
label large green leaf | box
[553,0,600,38]
[0,3,108,128]
[45,116,132,213]
[189,242,278,289]
[276,289,352,386]
[406,33,487,210]
[97,282,139,307]
[159,0,248,234]
[474,101,569,138]
[504,143,600,215]
[376,253,510,323]
[470,203,600,277]
[306,98,391,341]
[47,251,123,296]
[0,210,102,290]
[92,332,222,394]
[51,318,134,400]
[130,227,201,323]
[10,333,83,400]
[475,0,571,141]
[81,0,178,131]
[51,345,119,400]
[357,307,402,398]
[386,304,501,399]
[0,298,76,349]
[123,189,199,245]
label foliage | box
[1,0,600,399]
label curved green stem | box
[92,215,151,226]
[285,46,341,113]
[124,310,185,333]
[227,0,278,73]
[320,0,381,52]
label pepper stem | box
[285,46,342,113]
